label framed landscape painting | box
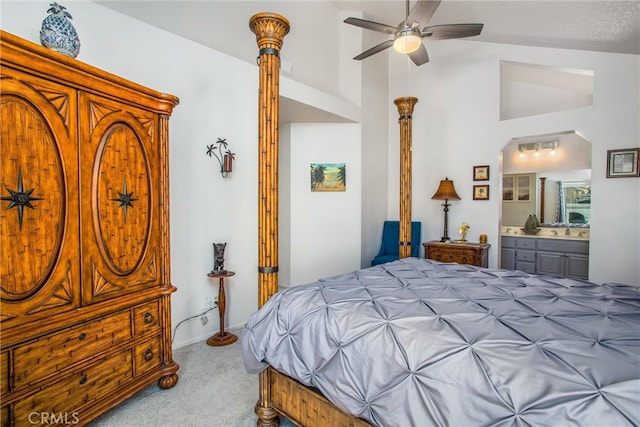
[310,163,346,192]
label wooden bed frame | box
[249,13,417,427]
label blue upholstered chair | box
[371,221,422,266]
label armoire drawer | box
[13,351,132,426]
[13,311,132,388]
[134,300,160,337]
[1,352,8,395]
[134,336,162,376]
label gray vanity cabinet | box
[500,236,536,273]
[501,237,516,270]
[515,238,536,273]
[500,236,589,279]
[536,239,589,279]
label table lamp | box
[431,177,461,242]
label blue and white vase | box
[40,2,80,58]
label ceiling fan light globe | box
[393,33,422,54]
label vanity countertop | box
[501,225,589,241]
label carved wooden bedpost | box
[394,96,418,259]
[250,12,290,427]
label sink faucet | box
[565,227,571,236]
[578,231,585,238]
[552,230,558,237]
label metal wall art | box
[206,138,235,178]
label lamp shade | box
[431,178,461,201]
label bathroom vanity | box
[501,227,589,279]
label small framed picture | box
[607,148,640,178]
[473,185,489,200]
[473,165,490,181]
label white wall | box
[388,39,639,285]
[359,28,392,267]
[287,123,362,286]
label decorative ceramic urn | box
[40,2,80,58]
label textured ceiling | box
[97,0,640,57]
[333,1,640,55]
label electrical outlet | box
[202,296,216,311]
[200,314,208,325]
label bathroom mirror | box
[501,130,592,228]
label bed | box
[245,12,639,427]
[241,257,640,426]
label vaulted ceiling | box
[96,0,640,62]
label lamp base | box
[440,237,451,243]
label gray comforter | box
[240,258,640,426]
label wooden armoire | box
[0,31,179,426]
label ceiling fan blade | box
[353,39,395,60]
[421,23,484,40]
[409,43,430,66]
[405,0,441,26]
[344,17,398,34]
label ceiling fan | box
[344,0,483,66]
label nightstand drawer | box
[423,241,490,268]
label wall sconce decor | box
[518,140,558,158]
[431,177,461,242]
[206,138,235,178]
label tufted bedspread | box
[240,258,640,426]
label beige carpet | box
[88,335,293,427]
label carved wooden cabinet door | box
[0,68,82,328]
[78,92,163,304]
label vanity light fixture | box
[518,140,559,158]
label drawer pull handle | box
[79,376,87,385]
[78,332,87,340]
[144,348,154,361]
[144,312,154,324]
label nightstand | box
[423,241,490,267]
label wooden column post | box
[250,12,290,427]
[394,96,418,259]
